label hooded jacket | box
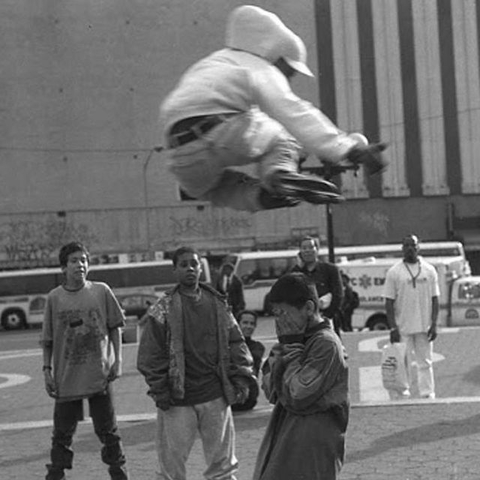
[160,5,357,162]
[225,5,313,77]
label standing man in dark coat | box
[216,262,246,319]
[291,236,344,334]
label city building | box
[1,1,480,272]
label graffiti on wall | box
[0,219,97,263]
[169,215,253,238]
[358,211,390,238]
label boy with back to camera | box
[254,273,349,480]
[41,242,129,480]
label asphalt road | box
[2,320,480,424]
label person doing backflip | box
[160,5,387,212]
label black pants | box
[46,386,127,480]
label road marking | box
[0,351,41,361]
[360,366,390,402]
[0,406,277,432]
[0,350,39,391]
[358,335,445,403]
[0,373,31,389]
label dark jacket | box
[215,273,246,317]
[137,282,253,407]
[291,261,344,319]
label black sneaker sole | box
[302,192,346,204]
[275,174,344,204]
[276,174,340,196]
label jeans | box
[155,397,238,480]
[167,110,301,211]
[46,385,128,480]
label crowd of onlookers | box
[40,231,436,480]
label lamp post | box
[142,146,163,253]
[300,162,360,263]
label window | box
[458,282,480,300]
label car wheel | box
[368,315,389,331]
[1,309,27,331]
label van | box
[227,250,299,312]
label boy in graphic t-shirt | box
[41,242,129,480]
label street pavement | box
[2,323,480,479]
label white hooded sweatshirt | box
[160,5,357,162]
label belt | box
[167,114,233,148]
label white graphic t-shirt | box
[383,259,440,335]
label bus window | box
[0,273,59,296]
[271,258,289,277]
[30,296,47,314]
[88,269,124,288]
[257,259,272,279]
[236,259,257,285]
[458,282,480,300]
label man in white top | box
[383,234,440,399]
[160,5,387,212]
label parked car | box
[117,293,158,320]
[117,293,158,343]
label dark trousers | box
[46,386,128,480]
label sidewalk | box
[2,399,480,480]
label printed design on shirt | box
[60,308,104,365]
[149,298,169,325]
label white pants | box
[167,110,301,211]
[155,397,238,480]
[404,333,435,398]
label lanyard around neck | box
[403,261,421,288]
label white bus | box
[0,259,211,330]
[227,241,469,313]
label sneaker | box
[258,187,300,210]
[46,464,66,480]
[45,468,66,480]
[109,464,129,480]
[272,171,344,204]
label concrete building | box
[2,1,480,271]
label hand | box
[107,360,122,382]
[44,370,58,398]
[269,343,283,362]
[282,343,304,363]
[348,143,388,176]
[318,293,332,310]
[235,386,250,404]
[427,325,437,342]
[232,377,250,404]
[155,398,171,411]
[390,328,401,343]
[275,311,305,338]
